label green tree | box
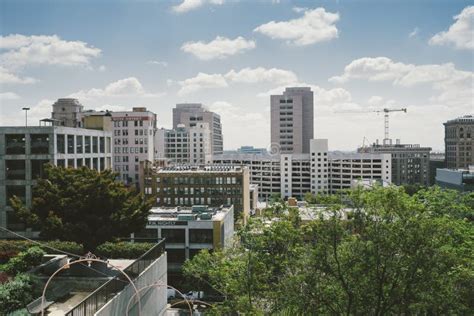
[11,164,151,251]
[183,187,474,314]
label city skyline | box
[1,0,473,151]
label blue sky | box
[1,0,473,150]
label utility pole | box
[22,107,30,127]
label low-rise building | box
[141,163,250,222]
[435,167,474,192]
[0,125,112,236]
[135,205,234,271]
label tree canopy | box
[183,186,474,314]
[11,164,151,251]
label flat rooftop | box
[147,205,232,223]
[156,165,245,173]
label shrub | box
[3,247,45,275]
[0,274,38,314]
[96,242,154,259]
[0,240,84,263]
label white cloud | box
[0,66,37,84]
[292,7,308,13]
[0,34,101,68]
[147,60,168,67]
[0,99,55,126]
[0,92,20,100]
[98,65,106,72]
[329,56,474,108]
[181,36,255,60]
[225,67,297,85]
[70,77,163,99]
[429,6,474,50]
[254,7,339,46]
[177,67,299,95]
[408,27,419,38]
[172,0,224,14]
[178,72,228,95]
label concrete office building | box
[444,115,474,169]
[328,152,392,192]
[271,87,314,154]
[140,164,250,222]
[213,139,390,199]
[436,167,474,192]
[157,123,212,165]
[136,205,234,271]
[361,140,431,186]
[173,103,223,155]
[0,125,112,236]
[237,146,268,155]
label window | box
[6,160,26,180]
[56,134,65,154]
[31,134,49,154]
[189,229,213,243]
[85,136,91,153]
[92,137,98,153]
[161,229,185,243]
[5,134,26,154]
[76,135,83,153]
[99,137,105,153]
[31,160,49,179]
[166,249,186,264]
[67,135,74,154]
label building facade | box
[270,87,314,154]
[136,205,234,271]
[172,103,223,155]
[51,98,84,128]
[361,141,431,186]
[444,115,474,169]
[0,126,112,236]
[436,167,474,192]
[141,164,250,222]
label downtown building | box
[271,87,314,154]
[444,115,474,169]
[360,140,431,186]
[0,124,112,237]
[213,139,391,200]
[140,163,251,222]
[173,103,223,155]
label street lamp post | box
[22,107,30,127]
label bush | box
[0,240,84,263]
[0,274,38,314]
[2,247,45,275]
[96,242,154,259]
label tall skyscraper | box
[444,115,474,169]
[271,87,314,154]
[172,103,223,155]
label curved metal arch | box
[40,257,142,316]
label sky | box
[0,0,473,151]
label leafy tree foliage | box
[0,274,39,314]
[11,164,151,251]
[1,246,45,276]
[184,187,474,314]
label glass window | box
[161,228,185,243]
[67,135,74,154]
[56,159,65,168]
[92,137,98,153]
[6,134,26,154]
[77,158,83,168]
[166,249,186,264]
[100,157,105,171]
[189,229,213,243]
[76,135,83,153]
[67,159,74,168]
[85,136,91,153]
[5,160,26,180]
[85,158,91,168]
[99,137,105,153]
[31,160,49,179]
[93,158,98,170]
[56,134,65,154]
[31,134,49,154]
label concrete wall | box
[96,253,168,316]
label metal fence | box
[65,240,165,316]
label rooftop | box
[147,205,233,223]
[156,165,245,173]
[444,115,474,125]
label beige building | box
[271,87,314,154]
[444,115,473,169]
